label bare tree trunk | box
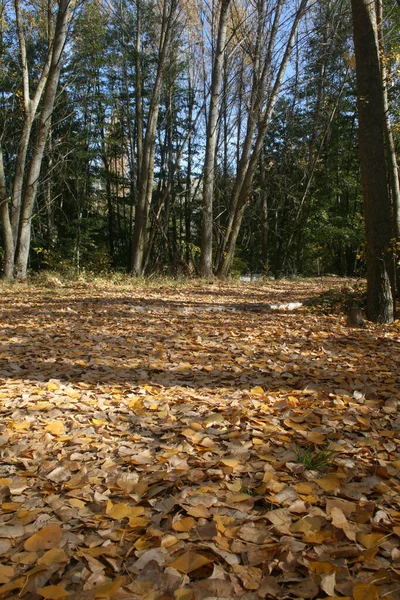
[376,0,400,296]
[2,0,55,274]
[218,0,309,278]
[1,0,74,279]
[199,0,231,278]
[0,143,13,279]
[185,75,193,266]
[351,0,394,322]
[135,0,143,175]
[131,0,178,276]
[13,0,74,279]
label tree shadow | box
[0,291,398,400]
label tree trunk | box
[351,0,394,322]
[1,0,74,279]
[13,0,73,279]
[0,143,13,279]
[218,0,309,278]
[376,0,400,297]
[199,0,231,278]
[131,0,178,276]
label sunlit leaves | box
[0,278,399,598]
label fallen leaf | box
[352,581,381,600]
[168,551,213,574]
[37,584,69,599]
[24,524,63,551]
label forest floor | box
[0,276,399,600]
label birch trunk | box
[13,0,74,279]
[1,0,74,279]
[199,0,231,278]
[376,0,400,297]
[131,0,178,276]
[218,0,309,278]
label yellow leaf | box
[0,478,12,487]
[232,565,262,590]
[226,493,252,503]
[106,500,144,520]
[37,584,68,599]
[174,589,194,600]
[352,581,381,600]
[2,503,20,512]
[220,458,240,468]
[294,483,315,495]
[185,504,210,518]
[13,421,31,431]
[0,566,14,584]
[250,386,264,395]
[24,524,62,551]
[204,414,224,426]
[37,548,68,567]
[94,577,126,598]
[161,534,178,548]
[128,516,150,528]
[172,517,195,532]
[309,561,337,574]
[315,475,342,493]
[47,383,59,391]
[45,422,66,436]
[128,397,143,409]
[356,532,387,549]
[168,551,212,574]
[69,499,86,509]
[393,526,400,536]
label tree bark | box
[376,0,400,297]
[351,0,394,322]
[218,0,309,278]
[1,0,74,279]
[199,0,231,278]
[13,0,74,279]
[131,0,178,276]
[0,143,13,279]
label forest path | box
[0,277,399,599]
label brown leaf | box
[168,551,213,574]
[37,584,69,599]
[24,524,63,551]
[232,564,262,590]
[352,581,381,600]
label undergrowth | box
[307,281,367,314]
[295,444,335,471]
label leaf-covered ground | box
[0,277,399,600]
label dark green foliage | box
[295,444,335,471]
[307,281,367,313]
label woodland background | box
[1,0,399,282]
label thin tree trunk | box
[131,0,178,276]
[0,143,13,279]
[200,0,231,278]
[14,0,74,279]
[218,0,309,278]
[3,0,54,270]
[376,0,400,296]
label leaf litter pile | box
[0,277,400,600]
